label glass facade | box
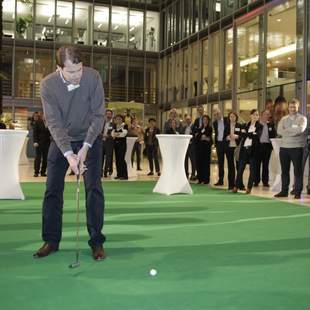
[2,0,160,112]
[160,0,306,123]
[1,0,310,127]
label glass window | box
[146,11,159,51]
[221,0,235,17]
[93,54,109,96]
[211,0,221,22]
[128,57,144,102]
[200,0,209,30]
[145,60,157,104]
[183,48,189,99]
[237,16,260,92]
[167,6,173,46]
[16,0,34,40]
[160,57,167,103]
[2,0,15,38]
[111,6,128,49]
[237,91,260,122]
[35,0,55,41]
[193,0,199,33]
[183,0,189,38]
[55,1,72,43]
[74,2,92,45]
[129,10,144,50]
[111,55,127,101]
[175,50,183,101]
[202,39,209,95]
[225,28,233,90]
[2,46,13,96]
[190,42,199,97]
[15,47,34,98]
[167,55,174,102]
[35,49,54,98]
[211,32,220,93]
[266,0,296,87]
[94,5,110,47]
[223,100,232,116]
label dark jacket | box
[265,122,277,140]
[240,121,263,157]
[223,122,243,147]
[213,117,229,145]
[195,126,213,145]
[166,127,179,135]
[33,119,50,145]
[112,123,128,144]
[144,127,160,147]
[180,124,195,143]
[192,116,203,134]
[0,122,6,129]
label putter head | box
[69,261,80,269]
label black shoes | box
[33,173,38,177]
[147,172,154,176]
[294,194,301,199]
[274,192,288,198]
[33,242,59,258]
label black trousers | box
[185,142,196,177]
[131,141,142,169]
[34,143,49,175]
[302,144,310,190]
[225,146,236,189]
[235,148,258,190]
[114,140,128,178]
[280,147,303,195]
[216,141,225,182]
[196,142,211,183]
[42,138,105,247]
[146,145,160,173]
[102,139,114,175]
[255,143,272,185]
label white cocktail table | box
[0,129,28,199]
[153,134,193,195]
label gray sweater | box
[40,67,105,154]
[277,113,307,148]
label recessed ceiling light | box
[276,18,282,22]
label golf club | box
[69,172,81,269]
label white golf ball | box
[149,268,157,276]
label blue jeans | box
[42,138,106,247]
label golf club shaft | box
[75,173,81,262]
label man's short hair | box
[148,118,156,123]
[56,46,82,68]
[106,109,113,114]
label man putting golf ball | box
[33,45,106,261]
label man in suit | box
[34,45,106,260]
[255,109,276,187]
[33,112,51,177]
[164,108,180,134]
[193,105,204,133]
[213,108,228,186]
[102,109,114,177]
[181,115,196,180]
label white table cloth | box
[125,137,138,178]
[153,134,193,195]
[19,136,29,165]
[269,138,308,192]
[0,129,28,199]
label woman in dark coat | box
[195,115,213,184]
[223,112,243,190]
[233,109,262,194]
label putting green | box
[0,181,310,310]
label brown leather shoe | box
[92,245,106,261]
[232,187,238,193]
[246,188,252,194]
[33,242,59,258]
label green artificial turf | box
[0,181,310,310]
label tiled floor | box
[20,158,310,206]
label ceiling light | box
[129,36,135,42]
[113,25,119,30]
[48,16,52,23]
[98,23,102,29]
[130,27,135,32]
[276,18,282,22]
[65,19,69,25]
